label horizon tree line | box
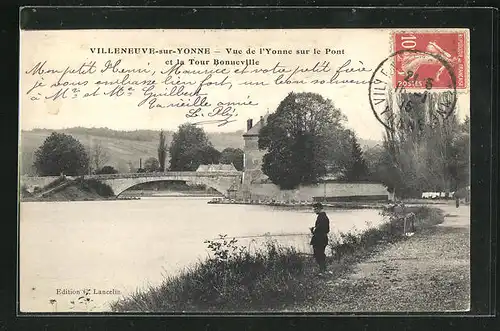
[28,90,469,199]
[30,128,245,176]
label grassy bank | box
[111,206,444,312]
[300,204,469,312]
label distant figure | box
[404,212,416,236]
[455,196,460,208]
[310,202,330,274]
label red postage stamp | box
[393,31,467,89]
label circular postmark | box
[368,49,457,132]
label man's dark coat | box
[310,211,330,246]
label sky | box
[20,29,470,141]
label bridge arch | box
[95,172,242,197]
[110,178,227,197]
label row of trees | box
[368,92,470,197]
[256,91,469,197]
[136,127,244,173]
[32,127,244,176]
[31,127,164,141]
[32,91,469,199]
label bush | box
[143,157,160,172]
[112,207,444,312]
[111,235,309,312]
[95,166,118,175]
[75,178,114,197]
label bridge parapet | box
[88,171,242,180]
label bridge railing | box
[86,171,242,180]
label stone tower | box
[242,115,269,186]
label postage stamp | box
[393,31,468,90]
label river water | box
[19,197,385,312]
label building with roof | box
[196,163,238,172]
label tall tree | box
[448,118,470,190]
[343,133,370,181]
[169,124,215,171]
[158,130,168,172]
[88,141,109,174]
[220,148,244,171]
[34,132,89,176]
[372,140,402,193]
[460,115,470,134]
[127,161,137,173]
[258,92,351,189]
[363,144,384,178]
[377,90,469,198]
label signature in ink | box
[191,119,238,127]
[187,105,238,127]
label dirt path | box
[305,203,470,312]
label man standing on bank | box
[310,202,330,275]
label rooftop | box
[196,164,238,172]
[243,113,270,137]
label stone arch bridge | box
[21,171,243,197]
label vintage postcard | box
[19,28,471,313]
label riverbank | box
[208,198,390,210]
[20,178,119,202]
[299,203,469,312]
[110,205,448,312]
[206,197,466,210]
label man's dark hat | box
[312,202,323,209]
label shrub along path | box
[298,203,470,312]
